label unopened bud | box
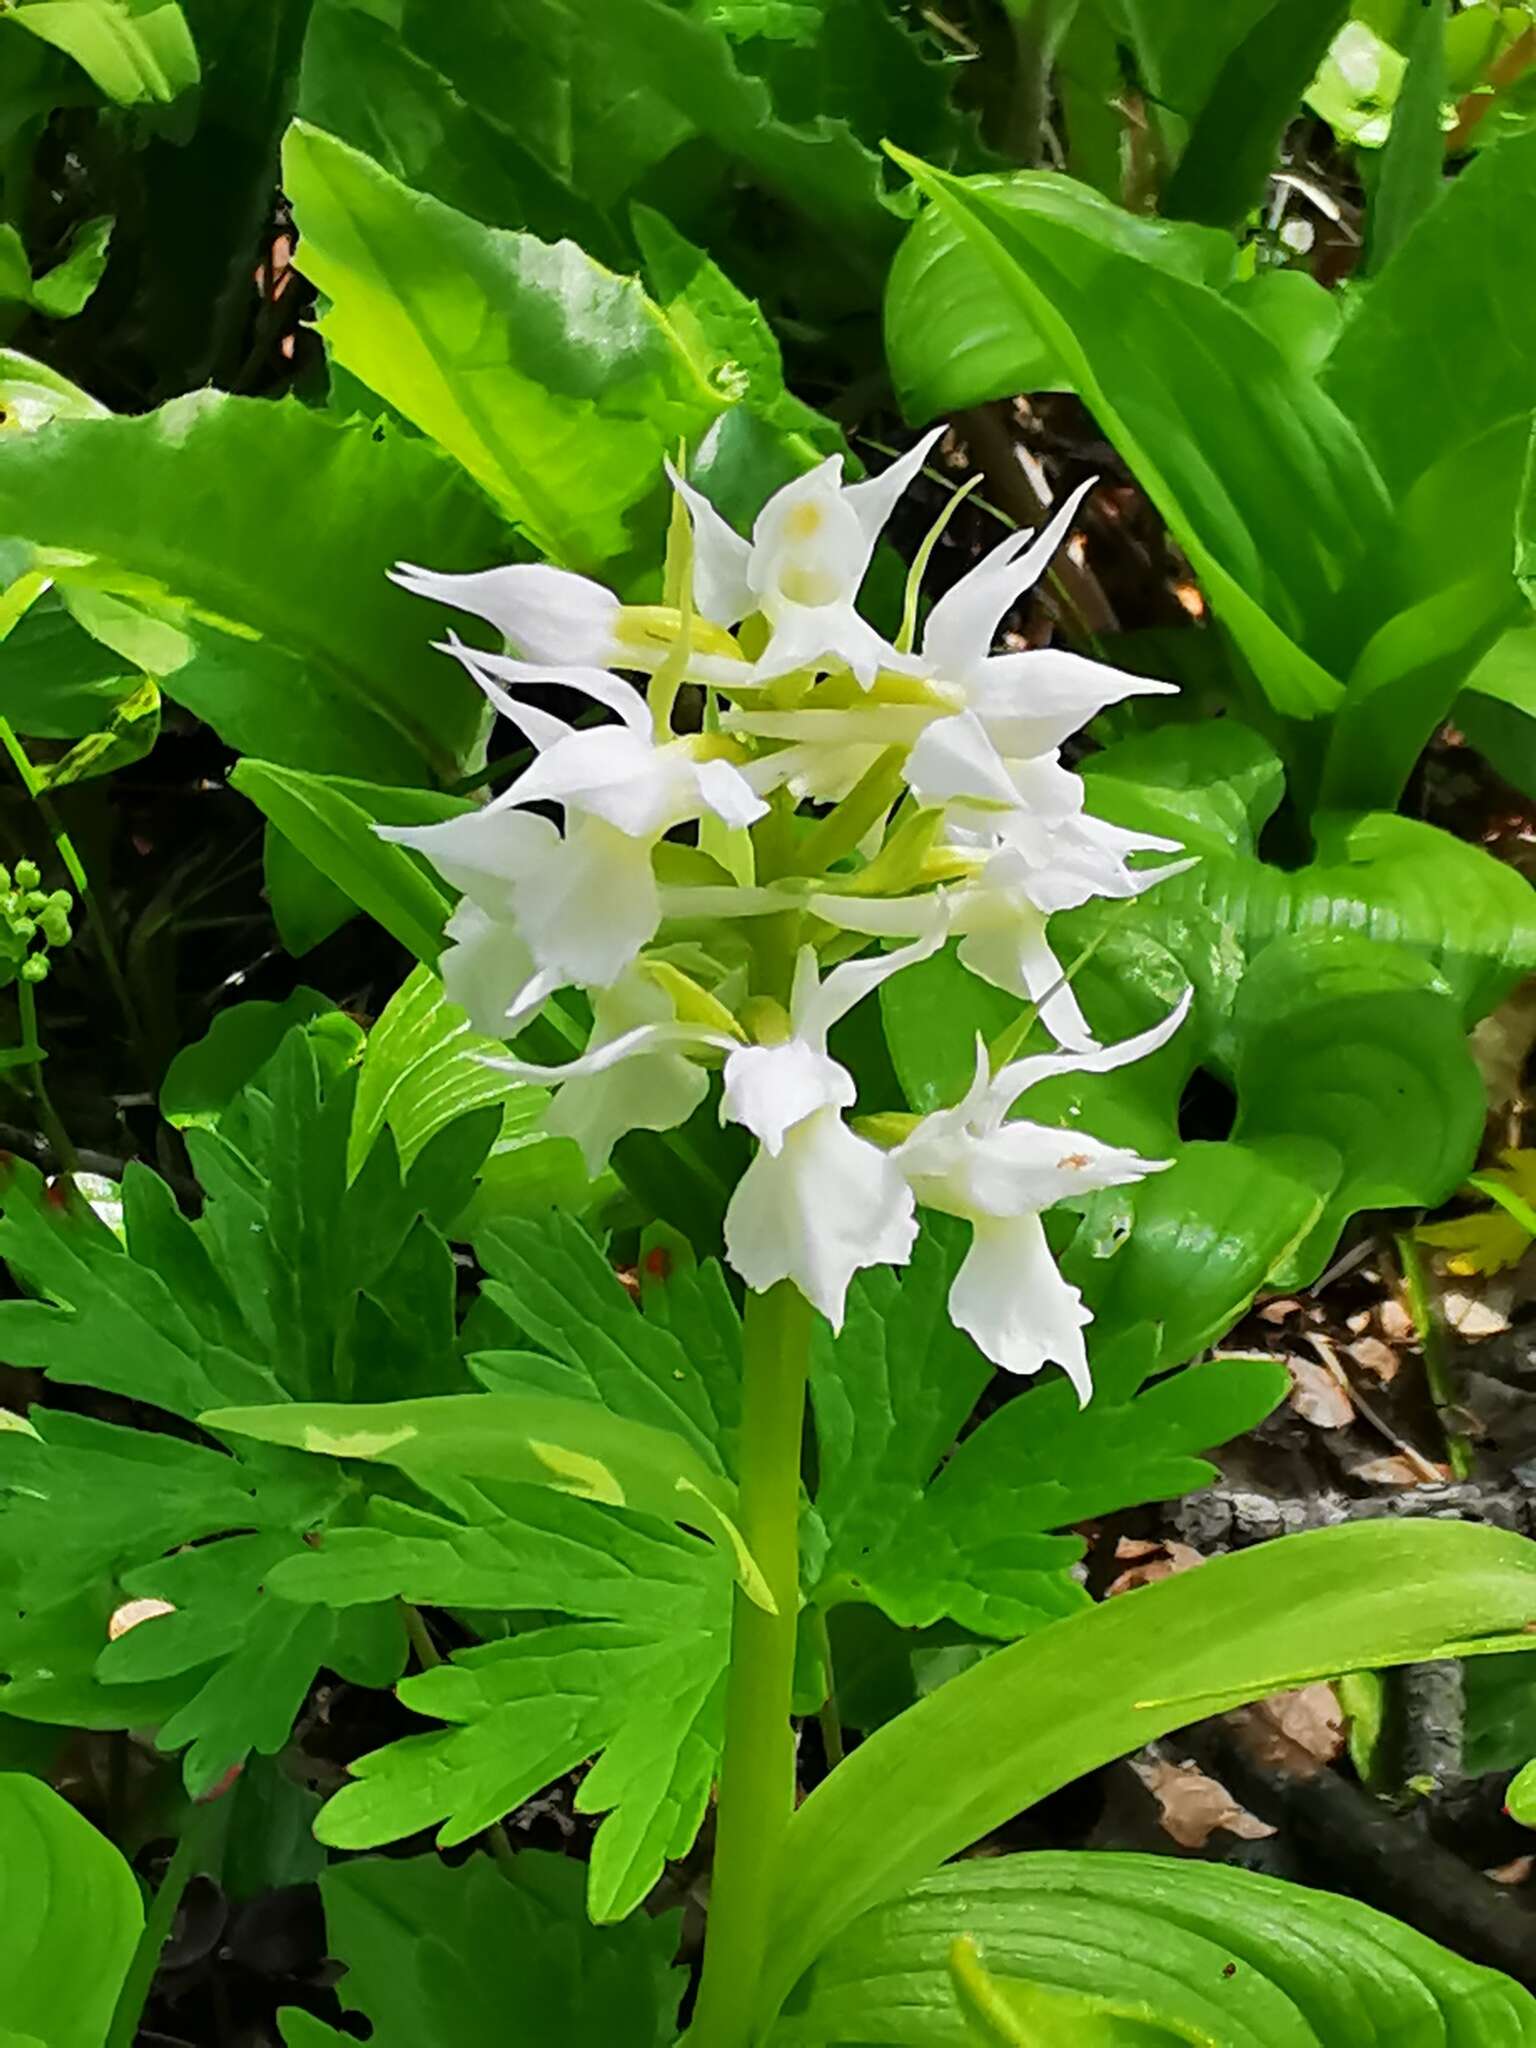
[20,954,47,984]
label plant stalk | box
[105,1795,229,2048]
[16,977,76,1172]
[689,1280,813,2048]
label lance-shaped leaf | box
[3,0,199,105]
[756,1519,1536,2026]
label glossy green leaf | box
[885,154,1387,719]
[1323,127,1536,494]
[283,121,724,575]
[757,1520,1536,2025]
[782,1854,1536,2046]
[347,963,548,1178]
[1161,0,1351,230]
[161,989,349,1130]
[1458,624,1536,803]
[232,761,464,963]
[283,1847,686,2047]
[0,1775,141,2048]
[1507,1757,1536,1826]
[0,394,503,783]
[0,217,112,318]
[1366,0,1450,272]
[4,0,199,105]
[0,349,108,431]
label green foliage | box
[756,1521,1536,2027]
[0,1774,141,2048]
[785,1855,1536,2046]
[2,1,199,107]
[279,1849,686,2046]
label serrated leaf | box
[808,1233,1286,1638]
[782,1854,1536,2047]
[281,1847,685,2047]
[0,1774,141,2048]
[278,1486,733,1922]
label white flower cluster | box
[386,432,1190,1402]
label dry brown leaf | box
[1348,1453,1453,1487]
[1486,1856,1535,1884]
[1106,1536,1205,1596]
[1347,1336,1400,1383]
[1441,1286,1513,1339]
[1257,1297,1301,1325]
[107,1596,175,1640]
[1376,1298,1414,1343]
[1130,1756,1276,1850]
[1251,1685,1345,1766]
[1285,1354,1355,1429]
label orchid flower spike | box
[389,560,627,670]
[380,641,766,999]
[668,427,946,687]
[891,991,1192,1401]
[720,919,948,1325]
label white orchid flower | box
[890,993,1191,1401]
[668,427,945,687]
[380,642,767,995]
[720,924,945,1325]
[479,965,735,1176]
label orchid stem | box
[105,1795,229,2048]
[798,748,908,877]
[689,1280,813,2048]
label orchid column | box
[386,434,1189,2047]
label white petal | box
[841,425,946,546]
[437,899,538,1039]
[720,1039,854,1154]
[666,463,755,625]
[749,598,913,691]
[949,1213,1094,1401]
[798,915,949,1045]
[482,1019,733,1087]
[544,1042,710,1178]
[502,726,693,838]
[436,632,575,752]
[988,988,1193,1121]
[447,643,650,735]
[515,816,661,987]
[966,647,1178,758]
[724,1106,917,1327]
[692,755,770,829]
[920,477,1095,681]
[378,807,559,921]
[391,561,622,667]
[954,906,1098,1054]
[905,711,1021,810]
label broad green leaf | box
[4,0,199,105]
[1160,0,1351,230]
[1230,931,1486,1281]
[1509,1757,1536,1826]
[782,1854,1536,2046]
[947,1933,1199,2045]
[276,1486,733,1922]
[0,589,142,739]
[296,0,628,264]
[283,1847,685,2047]
[282,121,725,575]
[0,1775,141,2048]
[885,154,1388,719]
[756,1520,1536,2023]
[0,393,503,783]
[0,349,108,431]
[232,761,465,962]
[1323,128,1536,494]
[31,673,158,786]
[0,1583,194,1730]
[1078,719,1286,861]
[808,1237,1286,1637]
[884,172,1239,416]
[1366,0,1450,272]
[347,963,547,1177]
[161,989,352,1130]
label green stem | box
[689,1281,813,2048]
[17,977,76,1172]
[106,1796,228,2048]
[1395,1232,1473,1481]
[797,748,908,877]
[808,1606,846,1769]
